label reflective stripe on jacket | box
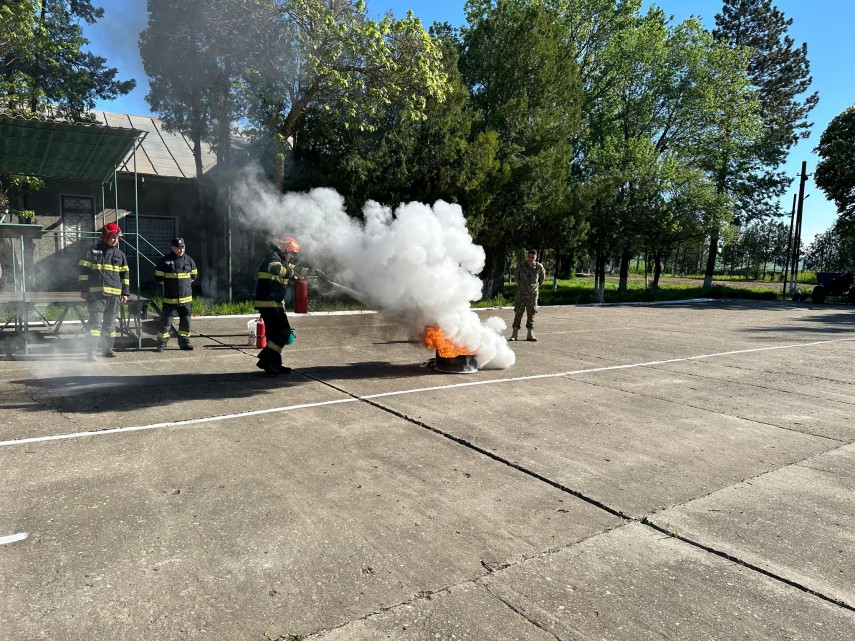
[79,242,130,297]
[254,251,309,309]
[155,252,198,304]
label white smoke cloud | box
[234,177,515,370]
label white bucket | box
[247,318,257,346]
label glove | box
[312,269,330,284]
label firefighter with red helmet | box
[253,236,310,376]
[78,223,129,359]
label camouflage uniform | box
[512,259,546,333]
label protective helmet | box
[100,223,122,240]
[274,236,300,254]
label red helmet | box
[275,236,299,254]
[100,223,122,240]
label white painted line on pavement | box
[0,398,357,448]
[2,335,854,449]
[0,532,28,545]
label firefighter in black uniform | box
[79,223,129,360]
[154,237,198,352]
[254,236,311,376]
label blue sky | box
[84,0,854,242]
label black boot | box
[155,340,167,352]
[256,349,280,376]
[179,339,194,351]
[256,360,281,376]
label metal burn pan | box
[434,352,477,374]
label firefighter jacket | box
[254,251,310,309]
[79,241,130,297]
[155,252,198,304]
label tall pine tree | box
[701,0,817,286]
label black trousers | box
[86,295,119,349]
[257,307,291,367]
[160,302,192,343]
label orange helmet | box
[100,223,122,240]
[274,236,299,254]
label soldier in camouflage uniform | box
[510,249,546,342]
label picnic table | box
[0,292,158,354]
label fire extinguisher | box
[294,279,308,314]
[255,317,266,349]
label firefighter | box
[79,223,129,360]
[253,236,310,376]
[154,237,198,352]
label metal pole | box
[134,141,141,349]
[781,193,797,297]
[101,183,106,229]
[789,161,808,297]
[227,182,232,303]
[20,233,28,354]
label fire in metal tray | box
[434,352,477,374]
[423,325,477,374]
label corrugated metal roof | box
[93,111,219,179]
[0,113,143,182]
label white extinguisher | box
[246,318,257,346]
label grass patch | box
[0,276,787,325]
[513,279,778,306]
[678,271,816,283]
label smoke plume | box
[234,178,515,370]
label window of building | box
[60,195,95,249]
[118,215,177,262]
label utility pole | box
[781,193,797,297]
[789,161,809,298]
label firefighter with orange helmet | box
[78,223,130,360]
[253,235,310,376]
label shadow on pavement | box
[741,311,855,335]
[7,361,431,413]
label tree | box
[803,220,855,273]
[290,26,495,215]
[243,0,448,190]
[814,106,855,220]
[645,161,723,287]
[140,0,265,173]
[460,0,583,297]
[0,0,134,120]
[139,0,264,294]
[702,0,818,286]
[578,8,748,298]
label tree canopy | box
[814,105,855,221]
[242,0,449,188]
[129,0,824,293]
[0,0,134,120]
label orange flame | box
[423,325,471,357]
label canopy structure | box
[0,112,148,350]
[0,113,144,183]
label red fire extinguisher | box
[255,317,266,348]
[294,279,308,314]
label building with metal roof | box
[93,111,219,179]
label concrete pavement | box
[1,300,853,640]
